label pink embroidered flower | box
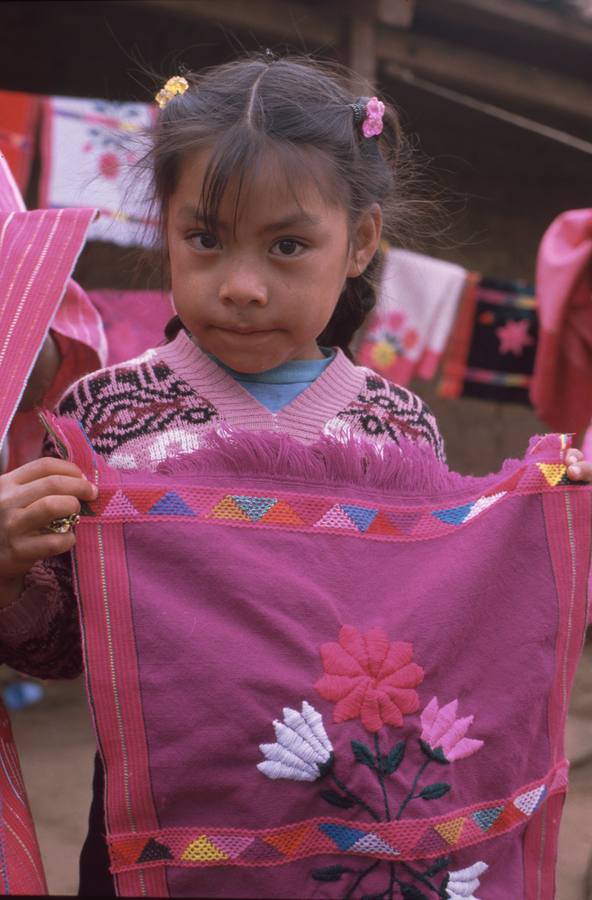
[420,697,483,762]
[315,625,424,733]
[99,152,120,179]
[362,97,385,138]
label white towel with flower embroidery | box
[356,248,467,385]
[40,96,156,247]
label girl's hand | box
[0,458,97,604]
[565,448,592,482]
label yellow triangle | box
[537,463,566,487]
[434,816,466,845]
[209,496,251,521]
[181,835,229,862]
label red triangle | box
[91,488,116,516]
[125,487,168,515]
[110,836,147,866]
[488,801,526,835]
[487,466,525,497]
[264,822,311,856]
[260,500,304,527]
[367,511,402,536]
[285,497,332,526]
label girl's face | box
[166,148,380,373]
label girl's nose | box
[219,263,268,308]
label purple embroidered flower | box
[257,701,334,782]
[446,860,488,899]
[362,97,385,138]
[420,697,483,762]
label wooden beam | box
[378,27,592,121]
[377,0,415,28]
[140,0,591,122]
[349,16,377,92]
[142,0,339,46]
[446,0,592,47]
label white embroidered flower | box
[257,701,334,782]
[446,861,488,899]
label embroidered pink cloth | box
[0,151,97,451]
[0,149,97,893]
[355,249,467,385]
[530,208,592,433]
[46,413,591,899]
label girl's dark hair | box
[149,55,417,356]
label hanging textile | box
[0,90,40,193]
[89,289,175,366]
[530,208,592,434]
[355,249,467,385]
[44,411,591,900]
[439,277,537,404]
[40,96,156,248]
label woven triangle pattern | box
[83,440,582,546]
[108,764,564,873]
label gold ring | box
[45,514,80,534]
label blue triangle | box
[432,503,474,526]
[341,505,378,532]
[148,491,197,517]
[320,823,367,851]
[472,806,503,832]
[232,495,277,521]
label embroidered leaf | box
[419,739,449,764]
[401,885,430,899]
[320,789,356,809]
[312,864,348,882]
[351,740,376,769]
[425,856,450,877]
[439,874,450,898]
[419,782,451,800]
[383,741,406,774]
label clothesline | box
[388,65,592,156]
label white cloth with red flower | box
[356,248,468,386]
[40,96,156,247]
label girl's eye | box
[188,232,220,251]
[271,239,305,257]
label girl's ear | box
[347,203,383,277]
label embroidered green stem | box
[395,758,430,820]
[400,861,439,893]
[329,772,381,822]
[343,859,381,899]
[374,733,392,821]
[388,861,396,900]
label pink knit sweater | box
[0,332,444,677]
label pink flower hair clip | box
[350,96,385,138]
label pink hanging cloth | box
[530,208,592,433]
[0,149,96,894]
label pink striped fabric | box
[0,151,97,449]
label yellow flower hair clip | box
[155,76,189,110]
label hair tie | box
[155,76,189,110]
[350,96,385,138]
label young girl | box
[0,56,589,899]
